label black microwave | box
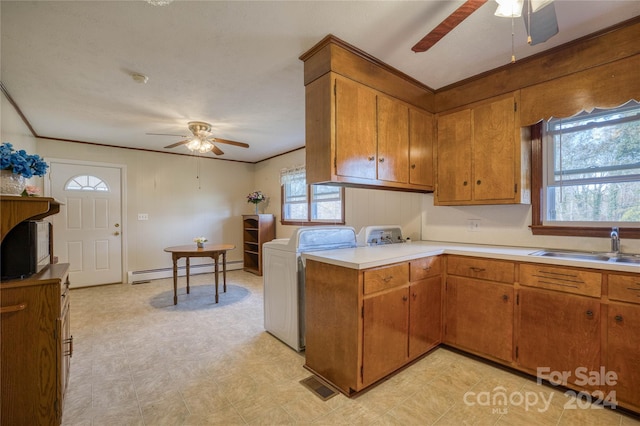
[1,221,51,280]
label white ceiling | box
[2,1,639,163]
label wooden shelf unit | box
[1,196,70,424]
[242,214,275,276]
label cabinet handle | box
[477,180,482,185]
[615,315,623,322]
[368,156,375,161]
[586,310,594,318]
[0,303,27,314]
[379,158,385,163]
[422,266,431,271]
[412,293,417,300]
[64,335,74,357]
[502,295,509,301]
[463,181,468,186]
[402,295,408,301]
[382,275,393,283]
[470,267,486,273]
[411,164,416,169]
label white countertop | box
[301,241,640,273]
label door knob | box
[114,223,120,228]
[114,231,120,236]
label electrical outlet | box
[468,219,480,232]
[138,213,149,221]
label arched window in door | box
[64,175,110,192]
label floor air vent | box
[299,375,338,401]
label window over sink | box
[531,100,640,238]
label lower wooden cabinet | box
[1,264,72,425]
[516,288,601,389]
[305,256,441,395]
[362,285,410,386]
[445,276,514,363]
[304,252,639,414]
[409,276,441,359]
[444,256,514,363]
[607,273,640,411]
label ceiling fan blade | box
[523,0,558,45]
[211,145,224,155]
[412,0,488,53]
[147,132,187,137]
[164,140,190,149]
[212,138,250,148]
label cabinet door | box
[436,109,472,203]
[445,276,513,362]
[362,286,409,386]
[409,276,441,359]
[335,77,377,180]
[607,303,640,409]
[517,288,601,389]
[472,96,516,201]
[377,95,409,183]
[409,108,434,187]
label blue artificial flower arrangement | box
[0,143,49,178]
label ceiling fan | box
[149,121,250,155]
[412,0,558,54]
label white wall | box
[423,194,640,254]
[1,95,39,187]
[35,139,256,280]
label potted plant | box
[0,143,49,195]
[246,190,266,214]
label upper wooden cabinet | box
[435,92,531,205]
[306,73,434,192]
[301,35,435,193]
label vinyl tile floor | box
[62,270,640,425]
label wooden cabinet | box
[1,263,71,425]
[408,257,442,359]
[517,264,602,389]
[305,256,441,395]
[435,92,530,205]
[444,256,515,363]
[1,195,60,242]
[362,282,409,386]
[242,214,275,276]
[516,287,601,388]
[409,108,436,188]
[606,273,640,411]
[305,73,435,193]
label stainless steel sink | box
[530,249,611,262]
[610,254,640,264]
[530,249,640,264]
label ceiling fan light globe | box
[494,0,523,17]
[199,141,213,153]
[186,139,201,151]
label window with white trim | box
[281,166,344,224]
[65,175,109,191]
[543,100,640,226]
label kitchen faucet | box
[610,227,620,255]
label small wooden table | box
[163,244,235,305]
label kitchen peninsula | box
[303,241,640,414]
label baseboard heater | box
[128,260,244,284]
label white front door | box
[49,162,123,287]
